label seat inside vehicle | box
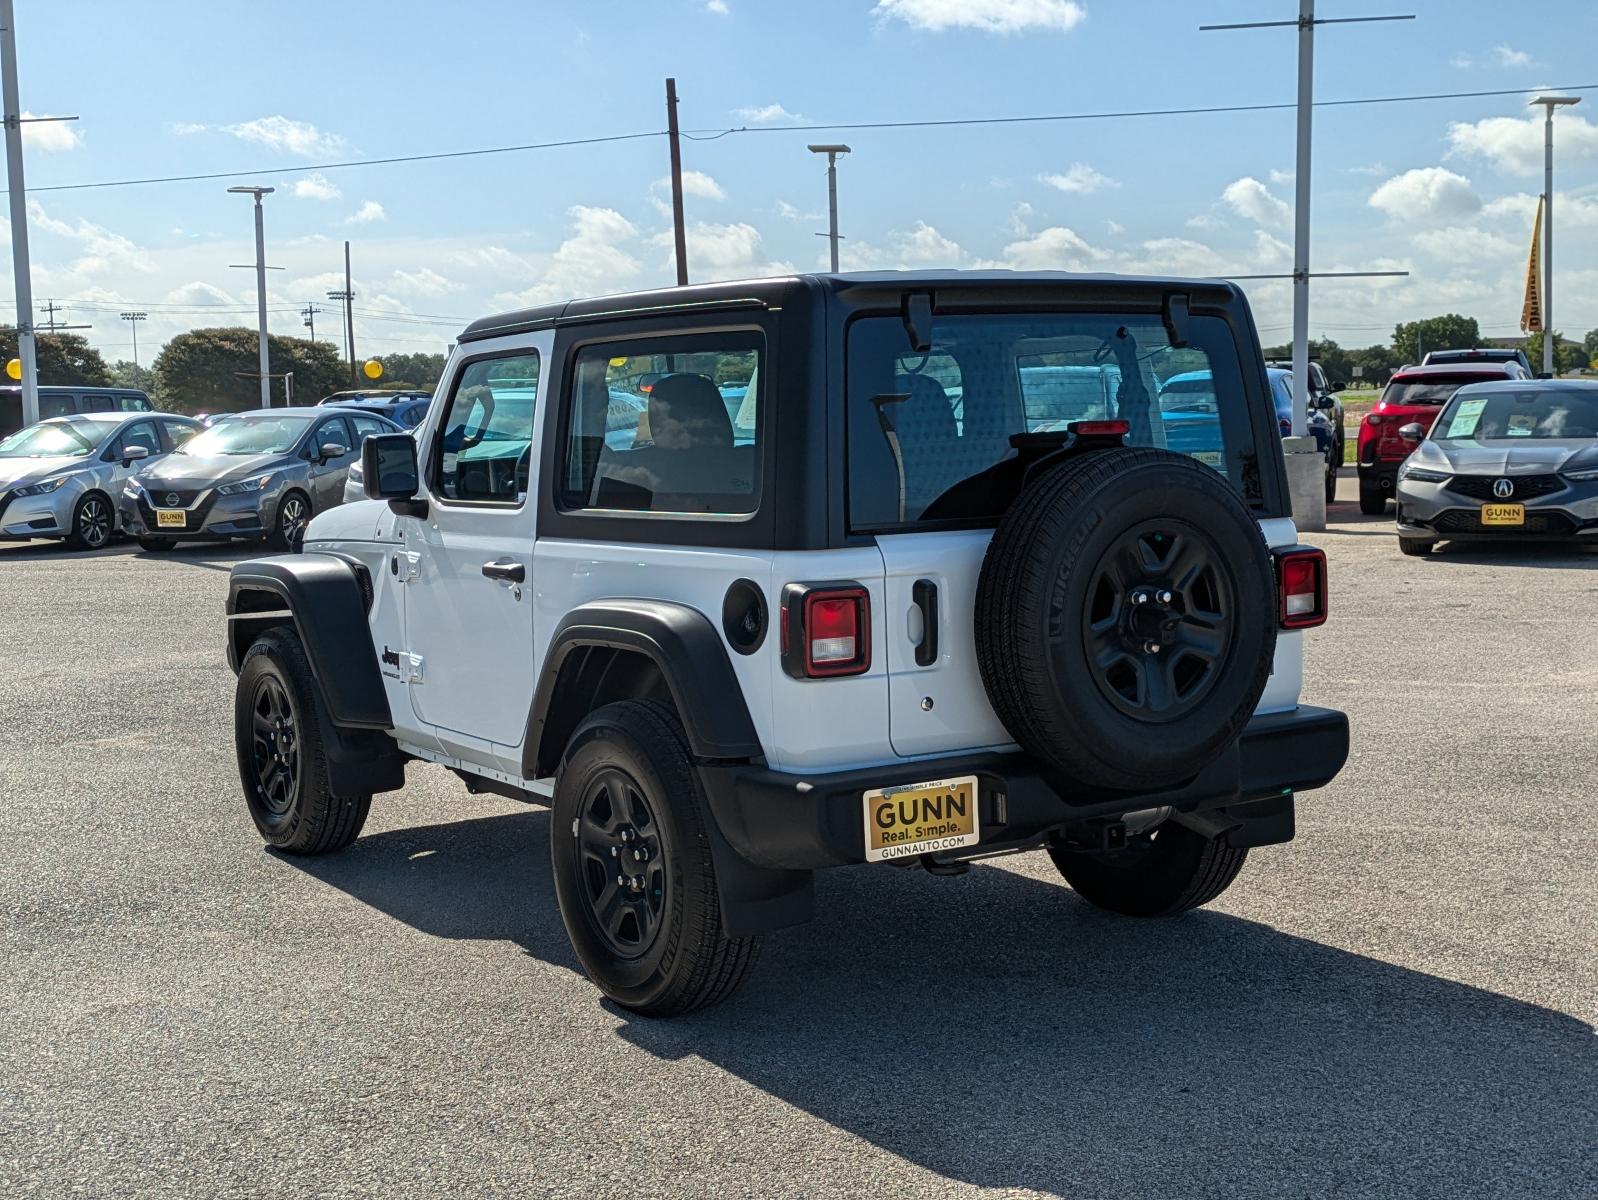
[592,372,755,512]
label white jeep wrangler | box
[226,271,1348,1016]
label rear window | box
[1383,376,1493,406]
[846,311,1256,529]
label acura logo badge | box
[1492,478,1514,499]
[165,492,181,507]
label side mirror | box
[362,433,427,517]
[120,444,150,466]
[1398,422,1425,445]
[1314,395,1337,411]
[318,442,348,463]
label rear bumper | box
[702,705,1350,871]
[1357,460,1403,490]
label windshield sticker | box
[1445,397,1487,439]
[1507,412,1537,437]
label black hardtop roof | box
[0,383,149,394]
[457,270,1247,343]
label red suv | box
[1357,364,1527,514]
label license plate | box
[863,775,979,863]
[1481,503,1524,527]
[155,509,186,528]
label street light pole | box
[228,186,275,408]
[808,144,851,273]
[119,310,147,369]
[1531,95,1580,376]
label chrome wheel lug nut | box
[610,846,620,857]
[616,874,628,889]
[1158,590,1173,604]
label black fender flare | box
[524,599,763,779]
[227,553,392,730]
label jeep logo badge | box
[1492,478,1514,499]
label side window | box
[314,417,353,456]
[560,333,762,515]
[433,353,540,504]
[115,420,161,457]
[40,394,74,419]
[161,419,199,450]
[80,394,114,413]
[118,394,152,412]
[348,414,390,444]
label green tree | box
[1349,343,1401,387]
[1391,314,1480,364]
[1260,338,1352,389]
[1583,328,1598,359]
[108,359,157,395]
[152,327,348,414]
[1522,331,1587,374]
[0,331,112,386]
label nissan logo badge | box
[165,492,181,507]
[1492,478,1514,499]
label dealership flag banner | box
[1521,196,1544,334]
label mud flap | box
[699,764,815,936]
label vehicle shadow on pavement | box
[288,813,1595,1199]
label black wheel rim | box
[249,677,299,816]
[1080,520,1235,723]
[79,497,110,547]
[280,496,307,538]
[574,768,667,959]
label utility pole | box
[1201,3,1413,437]
[1,0,37,427]
[665,77,688,286]
[228,185,275,408]
[120,310,147,368]
[301,302,326,343]
[343,240,356,383]
[38,298,67,331]
[808,144,851,272]
[327,289,351,366]
[1531,95,1581,377]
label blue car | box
[1267,367,1339,502]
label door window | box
[348,413,391,444]
[118,394,153,412]
[432,353,540,504]
[313,417,353,456]
[40,395,74,419]
[114,420,161,457]
[160,418,199,450]
[79,394,115,413]
[560,334,762,514]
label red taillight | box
[1279,417,1293,436]
[781,584,871,678]
[1367,413,1384,426]
[1276,547,1327,630]
[1067,419,1130,438]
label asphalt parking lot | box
[2,481,1594,1200]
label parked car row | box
[0,401,410,552]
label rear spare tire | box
[975,447,1277,792]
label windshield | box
[846,311,1254,528]
[180,415,311,455]
[1433,388,1598,442]
[1383,378,1488,407]
[0,419,116,458]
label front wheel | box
[268,490,311,551]
[1358,482,1387,516]
[1323,458,1338,503]
[65,491,114,550]
[233,627,370,854]
[1047,821,1247,917]
[551,699,760,1017]
[138,536,177,553]
[1398,536,1434,557]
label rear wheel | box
[1398,536,1434,557]
[1323,456,1338,503]
[65,491,113,551]
[1358,482,1387,515]
[233,627,370,854]
[551,699,760,1017]
[1047,821,1247,917]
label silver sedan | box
[0,412,200,550]
[1393,380,1598,556]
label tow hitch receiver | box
[1058,819,1128,852]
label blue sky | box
[5,0,1598,365]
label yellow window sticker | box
[1445,397,1487,439]
[1507,412,1537,437]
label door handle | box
[481,559,525,583]
[912,578,939,667]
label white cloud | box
[1222,177,1292,228]
[894,221,963,265]
[1252,230,1292,265]
[1105,219,1124,235]
[26,201,154,276]
[873,0,1086,35]
[346,200,386,224]
[186,115,345,156]
[1186,212,1227,231]
[1368,167,1480,222]
[1117,237,1232,278]
[659,221,792,282]
[984,225,1106,270]
[1006,201,1034,235]
[20,113,81,152]
[291,173,340,201]
[1450,53,1473,70]
[1411,225,1516,260]
[389,267,464,297]
[1346,162,1388,176]
[1448,112,1598,175]
[1491,44,1532,68]
[734,103,807,124]
[504,206,642,307]
[1269,168,1295,186]
[1482,190,1598,228]
[1038,162,1118,195]
[706,0,730,11]
[776,200,823,222]
[656,170,725,201]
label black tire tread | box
[268,489,311,551]
[65,490,112,551]
[236,627,371,855]
[1049,824,1248,917]
[1397,537,1433,557]
[1358,484,1387,516]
